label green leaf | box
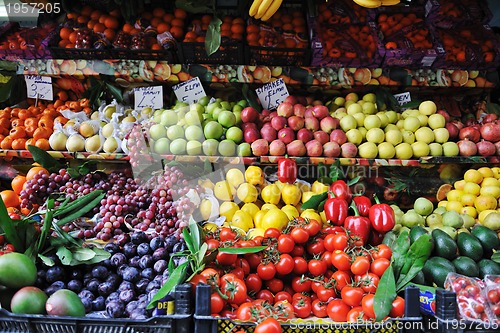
[182,227,195,254]
[242,84,262,112]
[218,246,267,254]
[0,77,13,103]
[301,192,328,210]
[189,218,201,252]
[56,246,73,265]
[391,230,411,278]
[205,17,222,56]
[27,145,63,172]
[197,242,208,264]
[66,167,80,179]
[347,176,361,186]
[56,192,105,226]
[0,198,22,251]
[38,253,55,266]
[374,264,396,321]
[396,234,433,291]
[105,82,123,103]
[73,247,96,261]
[492,251,500,264]
[147,261,188,309]
[80,251,110,265]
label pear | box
[103,137,119,153]
[103,105,116,119]
[79,121,98,138]
[85,134,102,153]
[66,134,85,152]
[49,132,68,151]
[102,123,115,138]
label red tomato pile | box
[446,274,489,322]
[191,217,405,326]
[0,235,15,255]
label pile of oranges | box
[319,25,377,60]
[438,26,497,65]
[183,15,245,42]
[377,13,434,50]
[0,92,89,151]
[317,0,368,25]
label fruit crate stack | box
[0,22,53,61]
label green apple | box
[184,110,203,126]
[238,100,248,108]
[346,128,363,145]
[358,142,378,158]
[237,142,251,156]
[345,92,359,102]
[347,103,363,115]
[385,110,398,124]
[190,102,205,114]
[419,100,437,115]
[396,119,404,129]
[395,143,413,159]
[428,114,446,129]
[203,121,223,140]
[174,101,189,109]
[226,127,243,144]
[334,97,346,106]
[378,142,396,159]
[167,125,184,140]
[170,138,187,155]
[415,127,435,144]
[384,124,399,132]
[218,110,236,128]
[185,125,204,141]
[233,104,243,113]
[340,115,358,131]
[442,142,459,156]
[376,112,389,127]
[198,96,211,106]
[153,137,170,154]
[206,101,221,115]
[149,123,168,140]
[417,114,428,127]
[358,127,367,140]
[352,112,366,127]
[220,101,231,110]
[218,139,236,157]
[362,93,377,103]
[364,115,382,130]
[202,139,219,156]
[403,117,421,132]
[411,141,430,158]
[358,100,365,106]
[186,140,202,155]
[385,129,403,146]
[333,110,348,119]
[366,128,385,144]
[433,128,449,143]
[212,107,224,121]
[429,142,443,156]
[401,130,415,144]
[160,110,178,127]
[362,102,377,115]
[402,109,420,119]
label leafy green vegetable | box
[301,192,328,210]
[147,261,188,309]
[396,234,433,291]
[374,264,396,321]
[391,230,411,278]
[218,246,267,254]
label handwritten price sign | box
[255,78,289,110]
[134,86,163,110]
[172,77,206,104]
[25,75,53,100]
[393,92,411,106]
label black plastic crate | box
[194,284,423,333]
[0,284,193,333]
[178,41,245,65]
[247,46,312,66]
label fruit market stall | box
[0,0,500,332]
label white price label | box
[134,86,163,110]
[256,78,289,110]
[25,75,53,100]
[172,77,206,104]
[393,92,411,106]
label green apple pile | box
[330,93,459,159]
[148,97,251,157]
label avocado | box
[471,225,500,255]
[411,270,426,285]
[10,286,48,314]
[45,289,85,317]
[410,226,428,244]
[478,259,500,278]
[432,229,458,261]
[457,232,484,262]
[423,257,456,288]
[452,256,480,277]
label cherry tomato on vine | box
[307,239,325,256]
[274,291,292,303]
[220,274,247,305]
[327,299,350,322]
[332,270,351,291]
[254,318,282,333]
[275,253,294,275]
[246,273,262,293]
[347,306,369,322]
[244,253,263,270]
[216,252,237,266]
[206,238,220,250]
[235,258,250,276]
[372,244,392,260]
[370,258,391,277]
[341,286,364,307]
[220,227,237,241]
[290,245,305,257]
[356,272,380,294]
[312,299,328,318]
[304,219,322,236]
[389,296,405,318]
[266,278,284,294]
[230,267,245,280]
[264,228,281,239]
[291,276,312,293]
[331,250,352,271]
[293,257,308,275]
[311,280,324,294]
[488,290,499,303]
[236,302,254,321]
[351,256,371,275]
[316,285,336,302]
[291,228,310,244]
[361,294,375,319]
[292,299,312,318]
[257,262,277,281]
[320,251,333,269]
[277,234,295,253]
[211,292,226,314]
[274,300,294,320]
[257,289,274,303]
[220,309,237,320]
[308,259,327,276]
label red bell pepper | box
[352,195,372,217]
[277,157,297,184]
[324,196,348,226]
[368,196,396,233]
[344,202,371,245]
[369,230,385,246]
[328,180,352,202]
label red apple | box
[437,110,451,123]
[241,107,259,123]
[284,96,297,105]
[288,116,305,131]
[277,102,294,118]
[476,140,496,156]
[271,116,288,131]
[269,139,286,156]
[311,105,329,119]
[305,108,314,118]
[260,126,277,142]
[480,122,500,142]
[297,128,313,143]
[323,142,341,157]
[320,116,340,134]
[278,127,295,144]
[330,129,347,145]
[294,104,306,117]
[244,128,260,143]
[305,117,320,131]
[445,123,459,140]
[482,114,498,124]
[459,127,481,143]
[287,140,306,156]
[313,131,330,145]
[305,140,323,157]
[251,139,269,156]
[341,142,358,158]
[451,120,464,130]
[457,139,478,156]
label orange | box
[11,175,26,195]
[25,137,35,149]
[0,136,12,149]
[153,7,166,18]
[9,127,26,139]
[150,17,161,28]
[174,8,187,19]
[246,24,259,34]
[122,23,134,33]
[171,18,184,27]
[163,13,174,23]
[87,20,97,30]
[69,31,77,44]
[109,9,120,17]
[11,138,27,150]
[230,24,244,35]
[170,26,183,40]
[104,17,119,29]
[157,22,170,34]
[59,27,72,40]
[103,29,116,41]
[26,166,49,181]
[90,10,102,21]
[77,16,89,24]
[57,90,68,102]
[1,190,19,208]
[35,138,50,151]
[93,23,106,33]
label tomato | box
[293,299,312,318]
[312,299,328,318]
[320,251,333,269]
[274,291,292,303]
[257,289,274,303]
[244,253,263,270]
[332,270,351,291]
[304,219,321,236]
[238,240,257,248]
[308,259,327,276]
[322,226,345,235]
[371,244,392,260]
[291,227,310,244]
[220,308,237,320]
[331,233,348,251]
[220,227,238,241]
[206,238,220,250]
[264,228,281,239]
[488,289,499,303]
[266,278,284,293]
[246,273,263,293]
[331,250,352,271]
[257,262,276,280]
[473,303,485,314]
[293,256,308,275]
[277,234,295,253]
[230,267,245,280]
[351,256,371,276]
[389,296,405,318]
[292,293,311,303]
[235,258,250,276]
[220,274,248,305]
[306,238,325,256]
[211,292,226,314]
[323,234,337,252]
[311,280,323,294]
[291,276,312,293]
[327,299,350,322]
[316,285,336,302]
[254,318,282,333]
[361,294,375,319]
[356,273,379,294]
[236,302,254,321]
[190,274,207,292]
[492,304,500,316]
[253,236,264,245]
[290,245,305,257]
[465,284,480,297]
[341,286,364,307]
[275,254,294,275]
[217,252,237,266]
[346,306,369,322]
[370,258,390,277]
[274,300,294,320]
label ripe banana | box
[381,0,400,5]
[249,0,263,17]
[261,0,283,21]
[353,0,382,8]
[255,0,274,19]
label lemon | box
[230,210,254,231]
[461,206,477,218]
[320,211,327,225]
[261,184,281,205]
[246,228,265,239]
[463,182,481,196]
[491,167,500,179]
[454,180,466,191]
[311,181,329,194]
[481,177,500,187]
[236,183,259,203]
[282,184,302,206]
[438,200,448,208]
[447,189,464,202]
[261,203,278,211]
[460,193,477,207]
[214,181,236,201]
[204,223,218,232]
[300,209,321,223]
[479,209,497,223]
[281,204,299,220]
[301,191,315,204]
[480,186,500,199]
[464,169,484,184]
[446,201,463,213]
[274,180,285,191]
[219,201,239,222]
[241,202,260,218]
[297,181,311,193]
[474,195,497,212]
[477,167,494,179]
[226,168,245,189]
[245,166,264,186]
[261,208,290,231]
[199,199,213,220]
[254,210,267,229]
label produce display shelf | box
[0,150,130,161]
[15,60,500,88]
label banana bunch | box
[353,0,400,8]
[249,0,283,21]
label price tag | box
[393,92,411,106]
[134,86,163,110]
[255,78,289,110]
[172,77,206,104]
[25,75,53,100]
